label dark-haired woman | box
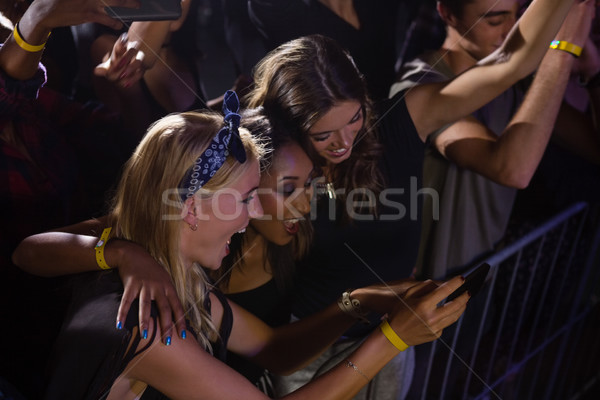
[245,0,578,396]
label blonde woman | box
[23,95,466,399]
[7,3,468,397]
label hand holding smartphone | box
[106,0,182,22]
[445,262,490,303]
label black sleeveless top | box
[292,93,426,337]
[44,270,233,399]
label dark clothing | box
[293,92,425,336]
[225,278,290,388]
[0,65,126,259]
[0,61,129,399]
[222,0,267,77]
[44,270,233,400]
[226,278,291,327]
[249,0,399,100]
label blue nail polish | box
[165,336,171,346]
[116,321,122,330]
[142,329,148,339]
[181,330,187,339]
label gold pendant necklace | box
[316,181,336,200]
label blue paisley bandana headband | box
[179,90,247,201]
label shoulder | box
[376,93,426,152]
[390,51,450,97]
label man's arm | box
[430,0,596,188]
[406,0,580,140]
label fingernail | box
[181,330,187,339]
[165,336,171,346]
[116,321,122,330]
[120,32,128,43]
[460,275,466,281]
[142,329,148,339]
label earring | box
[189,223,198,231]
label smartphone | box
[446,262,490,302]
[105,0,182,22]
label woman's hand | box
[349,278,421,316]
[387,276,469,346]
[94,33,147,88]
[111,240,187,342]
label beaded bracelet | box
[549,40,582,58]
[13,22,50,53]
[95,227,113,270]
[379,319,410,352]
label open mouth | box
[327,147,349,158]
[283,218,300,234]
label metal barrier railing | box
[410,202,600,400]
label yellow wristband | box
[95,227,113,270]
[379,319,410,352]
[13,23,50,53]
[549,40,582,58]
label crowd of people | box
[1,0,598,399]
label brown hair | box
[246,35,384,213]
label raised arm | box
[0,0,138,80]
[94,0,191,87]
[407,0,576,139]
[432,0,597,188]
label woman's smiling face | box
[307,101,364,165]
[180,159,263,269]
[250,141,314,246]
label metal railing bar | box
[473,306,590,400]
[523,221,570,399]
[485,250,522,383]
[420,340,438,400]
[544,207,590,400]
[483,202,587,267]
[462,273,497,399]
[502,234,546,396]
[439,313,465,400]
[555,317,586,399]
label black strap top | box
[44,269,233,400]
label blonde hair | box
[109,111,265,351]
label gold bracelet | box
[95,227,113,270]
[13,22,50,52]
[379,319,410,352]
[549,40,582,58]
